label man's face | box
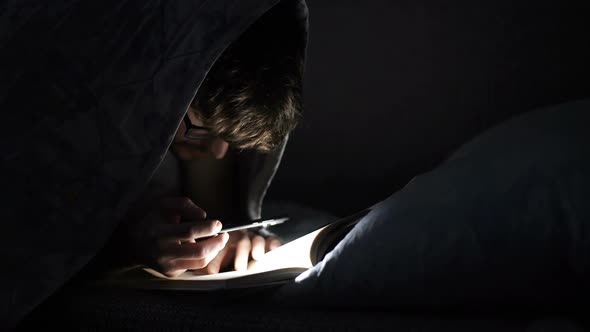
[169,105,230,161]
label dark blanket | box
[0,0,307,328]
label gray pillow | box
[274,99,590,310]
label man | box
[1,0,308,327]
[98,13,305,277]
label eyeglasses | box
[183,114,212,141]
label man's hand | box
[196,230,282,274]
[124,197,230,278]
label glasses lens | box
[185,128,211,140]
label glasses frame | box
[183,113,212,141]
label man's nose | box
[209,137,229,159]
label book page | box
[143,227,323,281]
[248,227,322,272]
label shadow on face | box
[169,108,230,161]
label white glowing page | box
[143,228,323,281]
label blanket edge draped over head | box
[0,0,308,327]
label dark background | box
[266,0,590,217]
[15,1,590,329]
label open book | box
[102,208,372,291]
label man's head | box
[170,9,304,160]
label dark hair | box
[192,7,304,152]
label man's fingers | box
[266,237,282,251]
[156,220,222,243]
[160,234,228,260]
[162,259,208,277]
[247,259,259,271]
[199,232,231,274]
[216,236,237,273]
[250,235,266,261]
[158,233,230,277]
[234,233,251,271]
[202,243,229,274]
[158,197,207,220]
